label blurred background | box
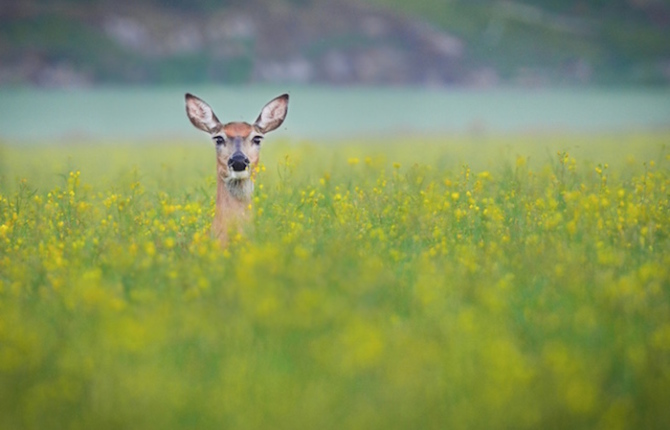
[0,0,669,140]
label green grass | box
[1,132,669,429]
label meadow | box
[0,132,669,429]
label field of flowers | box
[1,132,669,429]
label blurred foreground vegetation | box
[0,132,669,429]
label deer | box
[185,92,289,244]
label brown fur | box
[222,122,253,138]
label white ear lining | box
[185,94,220,132]
[255,94,289,133]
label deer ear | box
[255,94,289,134]
[185,93,221,133]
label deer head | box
[185,93,289,200]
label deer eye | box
[213,136,225,146]
[252,136,263,145]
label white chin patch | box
[229,170,251,180]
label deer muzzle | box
[228,153,250,172]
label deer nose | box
[228,153,250,172]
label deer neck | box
[213,164,254,242]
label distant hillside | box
[368,0,670,85]
[0,0,668,87]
